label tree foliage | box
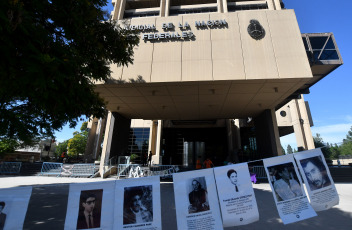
[0,0,139,144]
[55,140,69,158]
[67,122,88,158]
[0,138,20,155]
[286,144,293,154]
[313,133,332,159]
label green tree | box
[313,133,332,159]
[55,140,69,158]
[340,126,352,156]
[0,1,138,145]
[0,138,20,156]
[67,122,89,158]
[330,144,341,159]
[287,144,293,154]
[281,145,286,155]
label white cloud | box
[311,123,352,144]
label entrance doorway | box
[161,128,227,168]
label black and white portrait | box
[227,169,239,192]
[76,189,103,229]
[268,163,303,201]
[187,177,210,214]
[123,185,153,225]
[300,156,331,191]
[0,202,6,230]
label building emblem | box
[247,20,265,40]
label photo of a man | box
[76,190,103,229]
[300,156,331,191]
[268,163,303,201]
[123,186,153,225]
[0,202,6,230]
[188,177,210,214]
[227,169,239,192]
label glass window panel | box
[320,50,339,60]
[324,37,335,49]
[309,36,328,49]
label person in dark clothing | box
[76,193,101,229]
[0,202,6,230]
[188,180,210,213]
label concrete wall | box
[107,10,312,84]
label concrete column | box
[99,112,131,177]
[84,117,106,162]
[117,0,126,20]
[222,0,228,13]
[254,109,283,158]
[267,0,275,10]
[165,0,170,17]
[148,120,163,165]
[160,0,165,17]
[217,0,223,13]
[289,96,315,151]
[154,120,162,164]
[273,0,282,10]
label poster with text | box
[263,154,317,224]
[214,163,259,227]
[0,186,32,230]
[294,148,339,211]
[114,176,161,230]
[173,169,223,230]
[64,181,115,230]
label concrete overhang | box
[95,78,310,120]
[276,33,343,110]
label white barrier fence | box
[117,164,179,179]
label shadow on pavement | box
[19,182,352,230]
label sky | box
[55,1,352,151]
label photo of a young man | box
[123,185,153,225]
[268,163,303,202]
[300,156,331,191]
[0,202,6,230]
[188,177,210,214]
[76,189,103,229]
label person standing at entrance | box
[203,158,214,168]
[148,151,152,166]
[196,156,202,169]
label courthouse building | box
[85,0,342,172]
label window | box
[128,128,150,157]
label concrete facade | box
[85,1,342,174]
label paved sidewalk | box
[0,176,351,229]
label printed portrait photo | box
[227,169,240,192]
[187,177,210,214]
[267,163,303,202]
[300,156,331,191]
[123,185,153,225]
[0,201,7,230]
[76,189,103,229]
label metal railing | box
[40,162,96,178]
[116,164,180,179]
[252,166,267,179]
[40,162,63,176]
[0,162,22,174]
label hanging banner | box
[213,163,259,227]
[263,154,317,224]
[0,186,32,230]
[64,181,115,230]
[294,149,339,211]
[173,169,223,230]
[113,176,161,230]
